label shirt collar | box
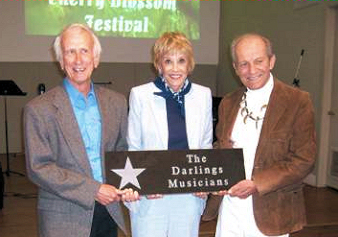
[161,76,189,95]
[63,78,96,109]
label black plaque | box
[105,149,245,195]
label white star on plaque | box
[111,157,146,189]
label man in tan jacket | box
[202,33,316,237]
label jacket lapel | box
[95,86,110,179]
[95,87,108,150]
[152,86,169,149]
[53,86,92,174]
[185,86,197,148]
[255,79,288,164]
[224,88,246,146]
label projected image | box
[25,0,200,39]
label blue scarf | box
[153,76,191,117]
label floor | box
[1,154,338,237]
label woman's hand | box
[193,192,209,199]
[146,194,163,199]
[212,190,229,196]
[120,188,140,202]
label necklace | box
[240,92,267,129]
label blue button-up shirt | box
[64,79,103,183]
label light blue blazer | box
[126,81,213,237]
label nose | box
[172,61,178,71]
[248,63,257,74]
[74,52,82,64]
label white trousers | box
[215,196,289,237]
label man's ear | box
[59,60,64,71]
[94,57,99,69]
[269,54,276,70]
[232,62,236,70]
[232,62,239,76]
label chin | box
[245,84,259,90]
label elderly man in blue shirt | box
[24,23,139,237]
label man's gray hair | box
[231,33,274,63]
[53,23,102,62]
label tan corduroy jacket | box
[202,78,316,236]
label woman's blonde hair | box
[153,32,195,75]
